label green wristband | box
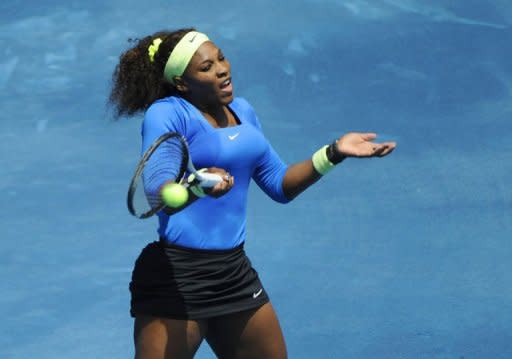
[312,145,335,175]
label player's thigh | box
[134,315,207,359]
[206,302,287,359]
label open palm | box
[337,133,396,158]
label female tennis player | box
[109,28,395,359]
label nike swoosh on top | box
[228,133,240,140]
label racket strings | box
[132,135,187,216]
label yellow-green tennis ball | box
[161,183,189,208]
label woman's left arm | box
[282,132,396,200]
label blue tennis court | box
[1,1,511,358]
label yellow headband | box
[164,31,210,84]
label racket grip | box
[197,172,223,188]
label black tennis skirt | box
[129,239,269,320]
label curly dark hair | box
[108,28,195,119]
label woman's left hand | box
[337,132,396,158]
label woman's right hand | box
[203,167,234,198]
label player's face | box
[181,41,234,108]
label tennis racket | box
[127,131,223,219]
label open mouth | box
[220,78,232,89]
[219,77,233,95]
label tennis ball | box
[161,183,189,208]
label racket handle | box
[196,171,223,188]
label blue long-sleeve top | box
[141,96,290,250]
